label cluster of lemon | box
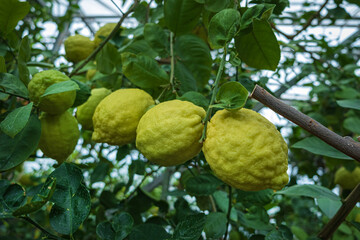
[28,70,80,163]
[64,23,117,63]
[80,88,289,191]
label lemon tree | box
[1,0,360,240]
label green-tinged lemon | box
[64,34,95,62]
[94,23,117,46]
[334,166,360,190]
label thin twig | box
[68,0,138,78]
[250,85,360,162]
[209,195,217,212]
[223,186,232,240]
[110,0,125,14]
[318,183,360,239]
[20,216,63,240]
[169,31,176,93]
[126,166,161,200]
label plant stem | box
[169,31,176,93]
[68,0,138,78]
[200,45,228,142]
[20,216,63,240]
[223,186,232,240]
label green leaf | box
[144,23,169,57]
[112,212,134,240]
[122,39,158,58]
[0,73,28,98]
[173,213,206,240]
[238,205,272,231]
[0,102,33,138]
[236,189,274,205]
[175,34,212,88]
[337,99,360,110]
[291,136,353,160]
[275,184,341,201]
[185,173,223,196]
[235,18,280,71]
[96,43,121,74]
[91,161,110,184]
[212,191,238,221]
[0,56,5,73]
[97,222,116,240]
[204,0,230,12]
[343,117,360,134]
[0,0,30,35]
[204,212,227,239]
[265,225,293,240]
[121,52,169,88]
[18,36,31,86]
[241,4,276,29]
[317,198,342,218]
[214,82,248,109]
[0,114,40,171]
[174,61,198,93]
[128,224,170,240]
[178,91,208,109]
[164,0,203,35]
[71,79,91,107]
[48,163,91,235]
[13,179,56,216]
[40,80,79,98]
[208,9,241,49]
[0,180,26,216]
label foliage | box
[0,0,360,239]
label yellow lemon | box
[28,70,76,115]
[64,34,95,62]
[203,108,289,191]
[92,88,154,145]
[77,88,111,130]
[39,111,80,164]
[94,23,117,46]
[136,100,205,166]
[334,167,360,190]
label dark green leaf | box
[291,137,353,160]
[178,91,208,109]
[71,79,91,107]
[41,80,79,98]
[350,221,360,231]
[275,184,341,201]
[185,173,223,196]
[265,225,293,240]
[317,198,342,218]
[96,43,121,74]
[0,56,5,73]
[214,81,248,109]
[18,36,30,86]
[173,213,206,240]
[204,0,230,12]
[175,35,212,88]
[174,61,197,94]
[241,4,276,29]
[121,39,157,58]
[235,18,280,71]
[238,205,272,231]
[121,52,169,88]
[0,0,30,35]
[128,224,170,240]
[204,212,227,239]
[208,9,241,49]
[48,163,91,235]
[343,117,360,134]
[0,103,33,138]
[212,191,238,221]
[0,181,25,216]
[97,222,115,240]
[0,73,28,98]
[337,99,360,110]
[0,114,40,171]
[144,23,169,57]
[112,212,134,240]
[91,161,110,184]
[236,189,274,205]
[164,0,203,35]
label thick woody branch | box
[68,0,138,78]
[250,85,360,162]
[318,183,360,239]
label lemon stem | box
[200,45,228,142]
[169,31,176,93]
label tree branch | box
[318,183,360,239]
[20,216,64,240]
[250,85,360,162]
[68,0,138,78]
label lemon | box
[203,108,288,191]
[92,88,154,145]
[86,69,97,80]
[28,70,76,115]
[39,111,80,164]
[94,23,117,46]
[77,88,111,130]
[136,100,205,166]
[64,34,95,62]
[334,167,360,190]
